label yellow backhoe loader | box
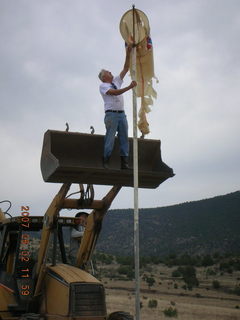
[0,130,174,320]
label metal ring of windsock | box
[120,9,157,135]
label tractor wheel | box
[107,311,133,320]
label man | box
[69,212,88,265]
[98,45,137,169]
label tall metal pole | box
[131,5,140,320]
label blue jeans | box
[104,112,129,158]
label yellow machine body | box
[40,265,106,319]
[0,215,107,320]
[0,129,174,319]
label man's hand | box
[129,80,137,88]
[126,44,134,53]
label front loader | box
[0,130,174,320]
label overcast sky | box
[0,0,239,216]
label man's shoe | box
[103,157,110,169]
[121,156,129,169]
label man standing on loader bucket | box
[98,45,137,170]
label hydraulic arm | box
[34,183,121,297]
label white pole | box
[131,5,140,320]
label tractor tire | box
[107,311,133,320]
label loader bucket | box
[40,130,174,189]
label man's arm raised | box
[120,45,132,80]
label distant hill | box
[96,191,240,257]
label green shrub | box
[178,253,197,266]
[163,307,178,317]
[206,268,217,276]
[212,280,220,289]
[201,254,214,267]
[233,286,240,296]
[116,256,134,266]
[148,299,158,308]
[172,269,182,277]
[126,269,134,280]
[176,266,199,289]
[146,276,155,289]
[95,252,113,264]
[116,265,134,280]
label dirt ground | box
[101,264,240,319]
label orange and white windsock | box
[120,8,157,135]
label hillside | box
[96,191,240,257]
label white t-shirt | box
[69,225,85,258]
[99,75,124,111]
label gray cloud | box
[0,0,239,215]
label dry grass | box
[101,264,240,319]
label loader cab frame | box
[0,216,77,275]
[0,216,77,315]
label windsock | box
[120,8,157,135]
